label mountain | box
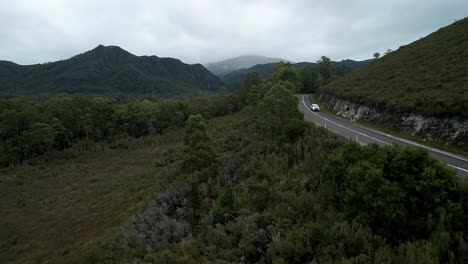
[320,18,468,117]
[205,55,290,76]
[0,45,223,98]
[222,59,373,90]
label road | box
[299,94,468,178]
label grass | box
[0,131,183,263]
[0,110,254,263]
[310,94,468,158]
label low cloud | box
[0,0,466,65]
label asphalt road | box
[299,94,468,178]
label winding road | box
[299,94,468,178]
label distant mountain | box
[222,59,373,90]
[205,55,290,77]
[0,45,223,98]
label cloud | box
[0,0,466,65]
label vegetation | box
[0,130,185,263]
[0,45,223,97]
[320,18,468,117]
[318,56,332,85]
[1,63,466,263]
[0,92,241,167]
[222,59,373,90]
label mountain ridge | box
[0,45,223,98]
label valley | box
[1,3,467,263]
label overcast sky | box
[1,0,466,65]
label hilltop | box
[0,45,223,98]
[205,55,290,76]
[320,18,468,117]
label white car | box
[310,104,320,111]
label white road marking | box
[300,95,468,174]
[301,96,389,145]
[447,164,468,173]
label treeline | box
[0,92,242,167]
[239,58,341,96]
[82,63,468,263]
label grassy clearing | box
[0,131,183,263]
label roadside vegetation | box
[311,94,468,158]
[1,63,467,263]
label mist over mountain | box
[205,55,290,77]
[0,45,223,98]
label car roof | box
[311,104,319,106]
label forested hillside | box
[222,59,372,90]
[1,63,466,263]
[320,18,468,117]
[0,45,223,98]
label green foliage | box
[211,186,236,225]
[182,114,220,182]
[299,65,319,93]
[241,72,262,99]
[257,84,305,141]
[219,186,235,210]
[0,93,241,167]
[321,18,468,117]
[318,56,332,85]
[272,62,303,92]
[324,143,463,245]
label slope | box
[320,18,468,117]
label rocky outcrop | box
[320,94,468,150]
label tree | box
[21,122,56,159]
[373,52,381,59]
[384,49,393,55]
[317,56,332,85]
[272,62,303,92]
[324,143,463,244]
[181,114,220,182]
[50,117,69,149]
[257,84,304,142]
[240,72,262,100]
[299,66,319,93]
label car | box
[310,104,320,111]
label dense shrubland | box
[78,63,466,263]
